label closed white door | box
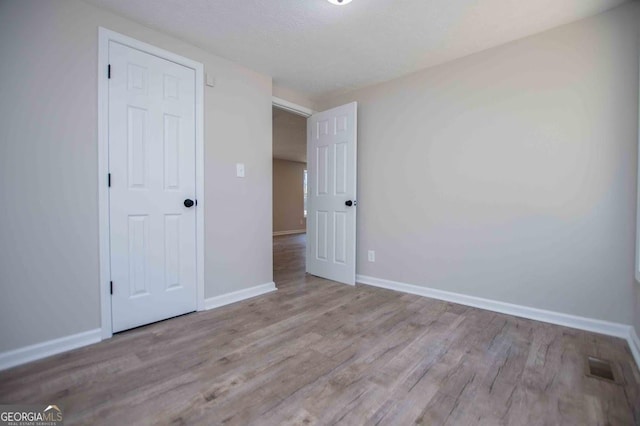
[109,41,197,332]
[306,102,357,285]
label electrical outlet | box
[368,250,375,262]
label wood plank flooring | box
[1,233,639,425]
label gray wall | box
[273,160,306,233]
[0,0,273,352]
[318,3,640,325]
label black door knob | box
[345,200,353,207]
[184,199,195,208]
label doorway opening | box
[272,99,311,284]
[271,97,358,287]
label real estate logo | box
[0,404,63,426]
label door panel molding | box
[98,27,205,339]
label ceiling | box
[85,0,628,99]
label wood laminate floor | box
[1,233,639,425]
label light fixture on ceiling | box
[327,0,353,5]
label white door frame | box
[270,97,313,242]
[272,96,314,118]
[98,27,205,339]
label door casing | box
[98,27,205,339]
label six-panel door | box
[306,103,357,285]
[109,41,197,332]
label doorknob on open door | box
[345,200,356,207]
[184,199,195,208]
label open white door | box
[109,41,198,332]
[306,102,357,285]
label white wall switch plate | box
[368,250,375,262]
[206,73,216,87]
[236,163,245,178]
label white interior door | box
[306,102,357,285]
[109,41,197,332]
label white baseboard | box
[357,274,640,370]
[0,283,277,372]
[273,229,306,237]
[2,279,635,373]
[204,282,277,310]
[0,328,102,372]
[629,328,640,371]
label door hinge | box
[108,64,111,79]
[110,281,113,295]
[108,173,111,187]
